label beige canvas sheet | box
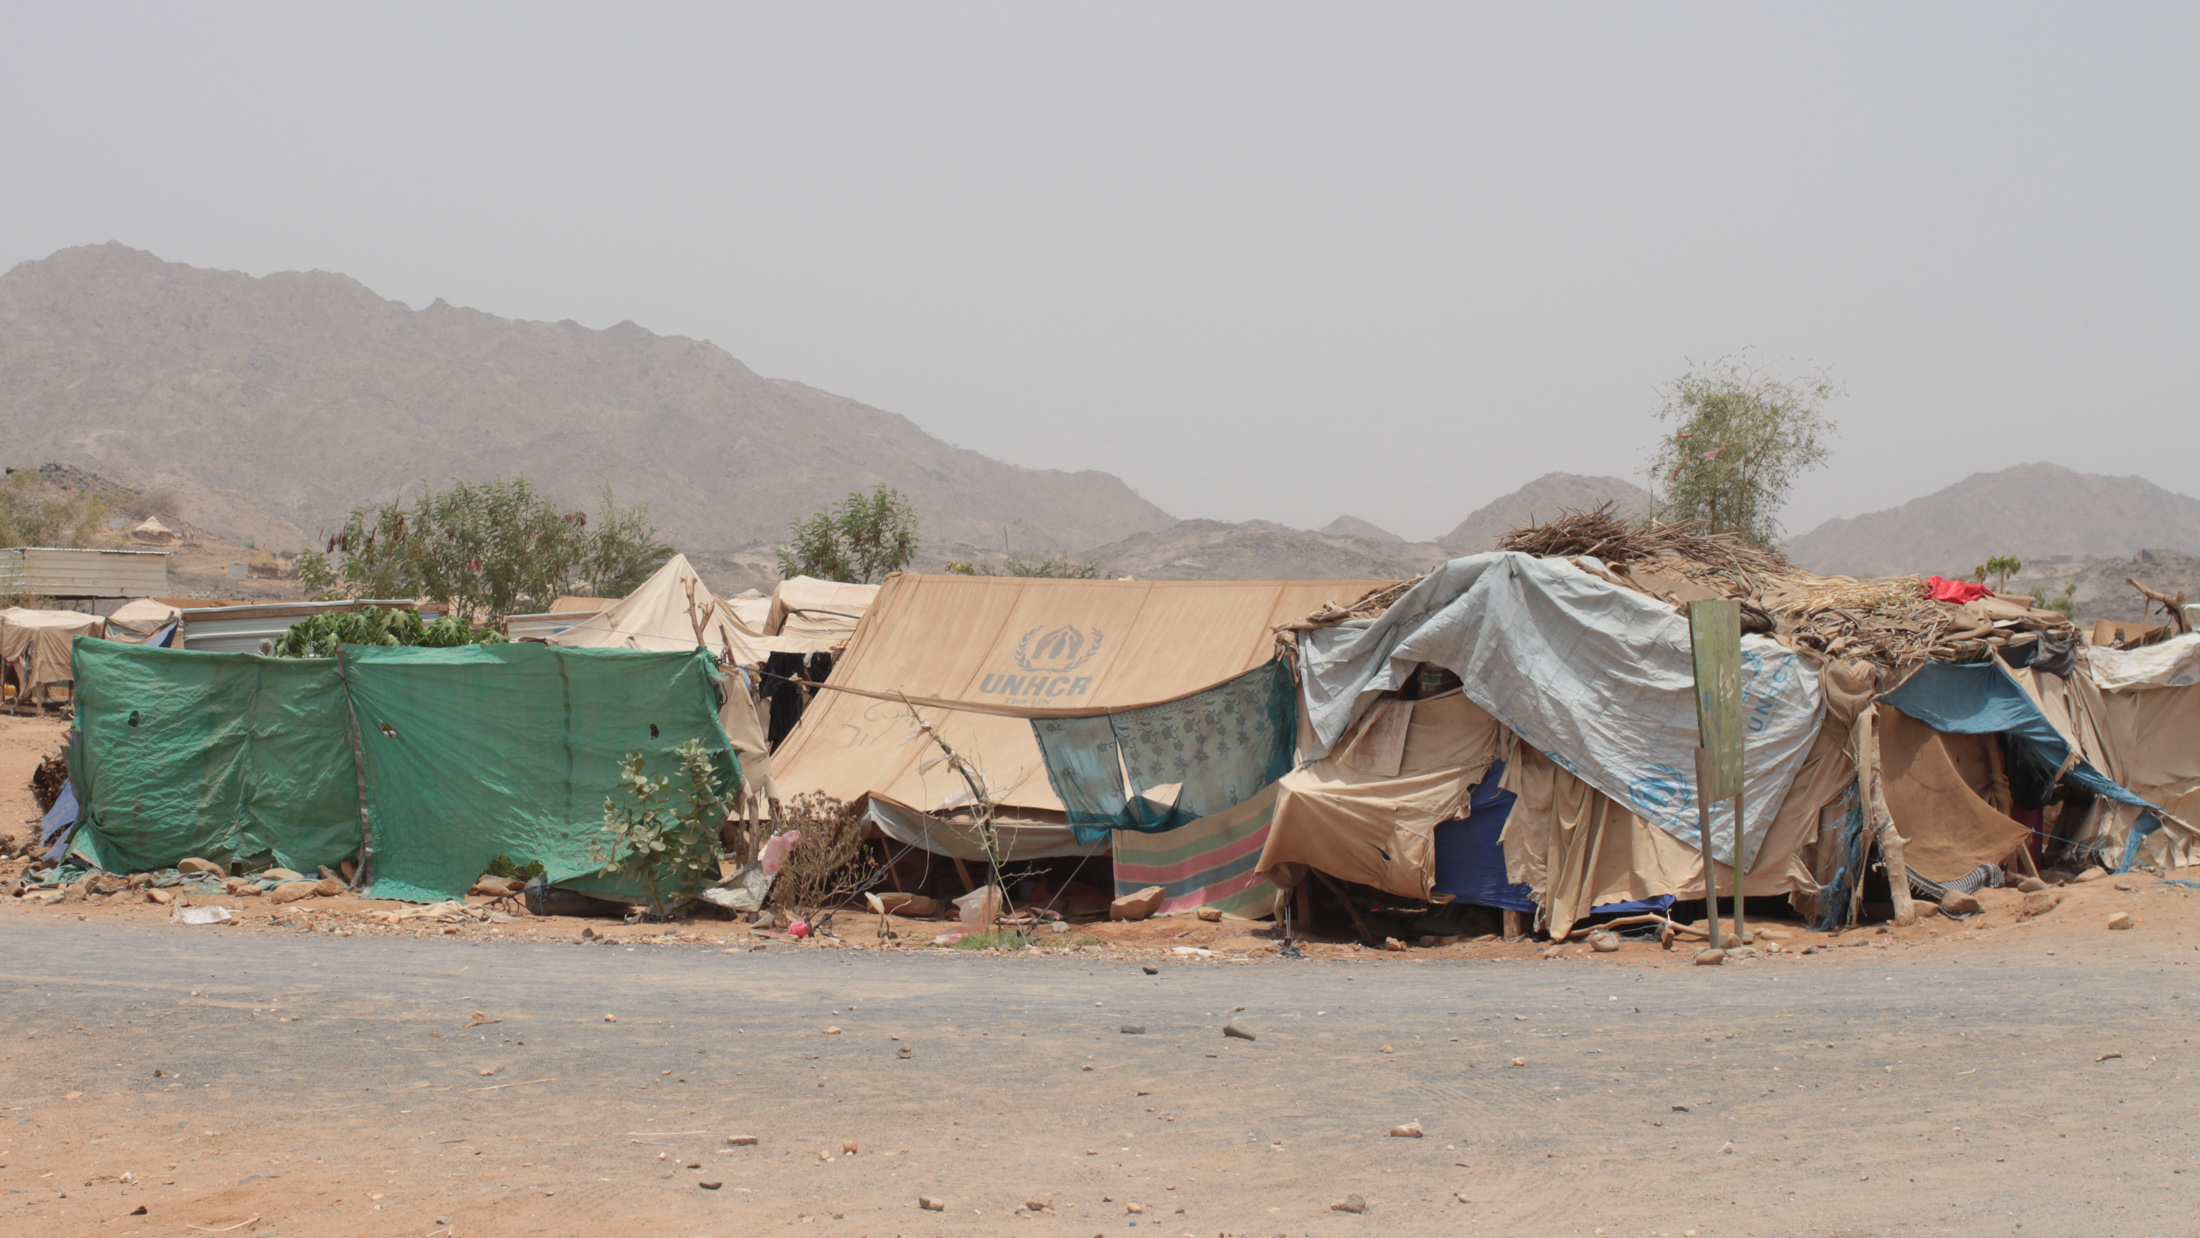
[773,573,1387,817]
[1499,746,1700,937]
[1,607,103,694]
[1879,707,2030,881]
[1259,691,1506,899]
[769,576,879,644]
[2091,682,2200,791]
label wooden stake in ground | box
[1688,600,1745,951]
[1693,747,1723,952]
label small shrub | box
[591,739,728,921]
[764,793,873,916]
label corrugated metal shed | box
[0,547,169,599]
[176,600,439,654]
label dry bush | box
[765,793,875,915]
[31,750,69,814]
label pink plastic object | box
[787,919,812,938]
[759,829,802,876]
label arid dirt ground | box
[6,717,2199,1236]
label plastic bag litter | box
[954,886,1002,927]
[699,861,772,913]
[172,905,232,925]
[759,830,801,877]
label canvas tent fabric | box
[1033,660,1298,844]
[1882,661,2157,815]
[862,796,1100,862]
[67,639,737,902]
[768,576,878,648]
[2,608,104,697]
[1499,747,1704,937]
[1261,690,1506,900]
[1875,707,2031,882]
[772,573,1386,827]
[550,554,773,803]
[106,597,182,640]
[1297,552,1824,869]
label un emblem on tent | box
[1015,625,1104,673]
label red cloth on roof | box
[1924,575,1993,604]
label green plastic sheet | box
[69,639,740,903]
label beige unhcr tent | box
[549,555,774,813]
[772,572,1386,861]
[1,607,104,707]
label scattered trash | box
[1171,946,1213,956]
[172,906,232,925]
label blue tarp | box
[1432,761,1534,912]
[1033,660,1298,844]
[39,779,79,863]
[1884,660,2160,871]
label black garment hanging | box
[766,651,808,750]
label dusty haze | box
[2,4,2193,543]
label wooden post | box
[1314,870,1377,944]
[1502,909,1527,943]
[1293,880,1313,941]
[1857,706,1915,926]
[1693,747,1723,952]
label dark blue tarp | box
[1433,761,1534,911]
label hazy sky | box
[5,3,2195,542]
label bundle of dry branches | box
[1277,577,1424,635]
[1766,578,1963,666]
[1496,503,1794,578]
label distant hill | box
[1319,514,1404,543]
[1082,519,1449,582]
[1439,473,1652,554]
[0,243,1174,554]
[1785,463,2200,578]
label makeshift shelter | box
[2066,633,2200,869]
[2,607,104,707]
[549,554,775,815]
[104,597,182,643]
[65,639,738,902]
[771,572,1383,913]
[127,516,179,544]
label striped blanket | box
[1110,783,1289,919]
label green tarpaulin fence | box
[68,639,740,903]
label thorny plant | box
[763,793,879,918]
[591,739,728,922]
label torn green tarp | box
[1032,659,1297,844]
[67,639,739,902]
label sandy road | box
[2,918,2196,1238]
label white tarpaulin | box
[1297,552,1824,868]
[2086,633,2200,691]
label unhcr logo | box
[978,625,1105,700]
[1014,625,1104,673]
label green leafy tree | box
[316,478,671,617]
[777,483,919,583]
[591,739,731,922]
[0,467,113,550]
[272,606,506,657]
[1647,353,1840,548]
